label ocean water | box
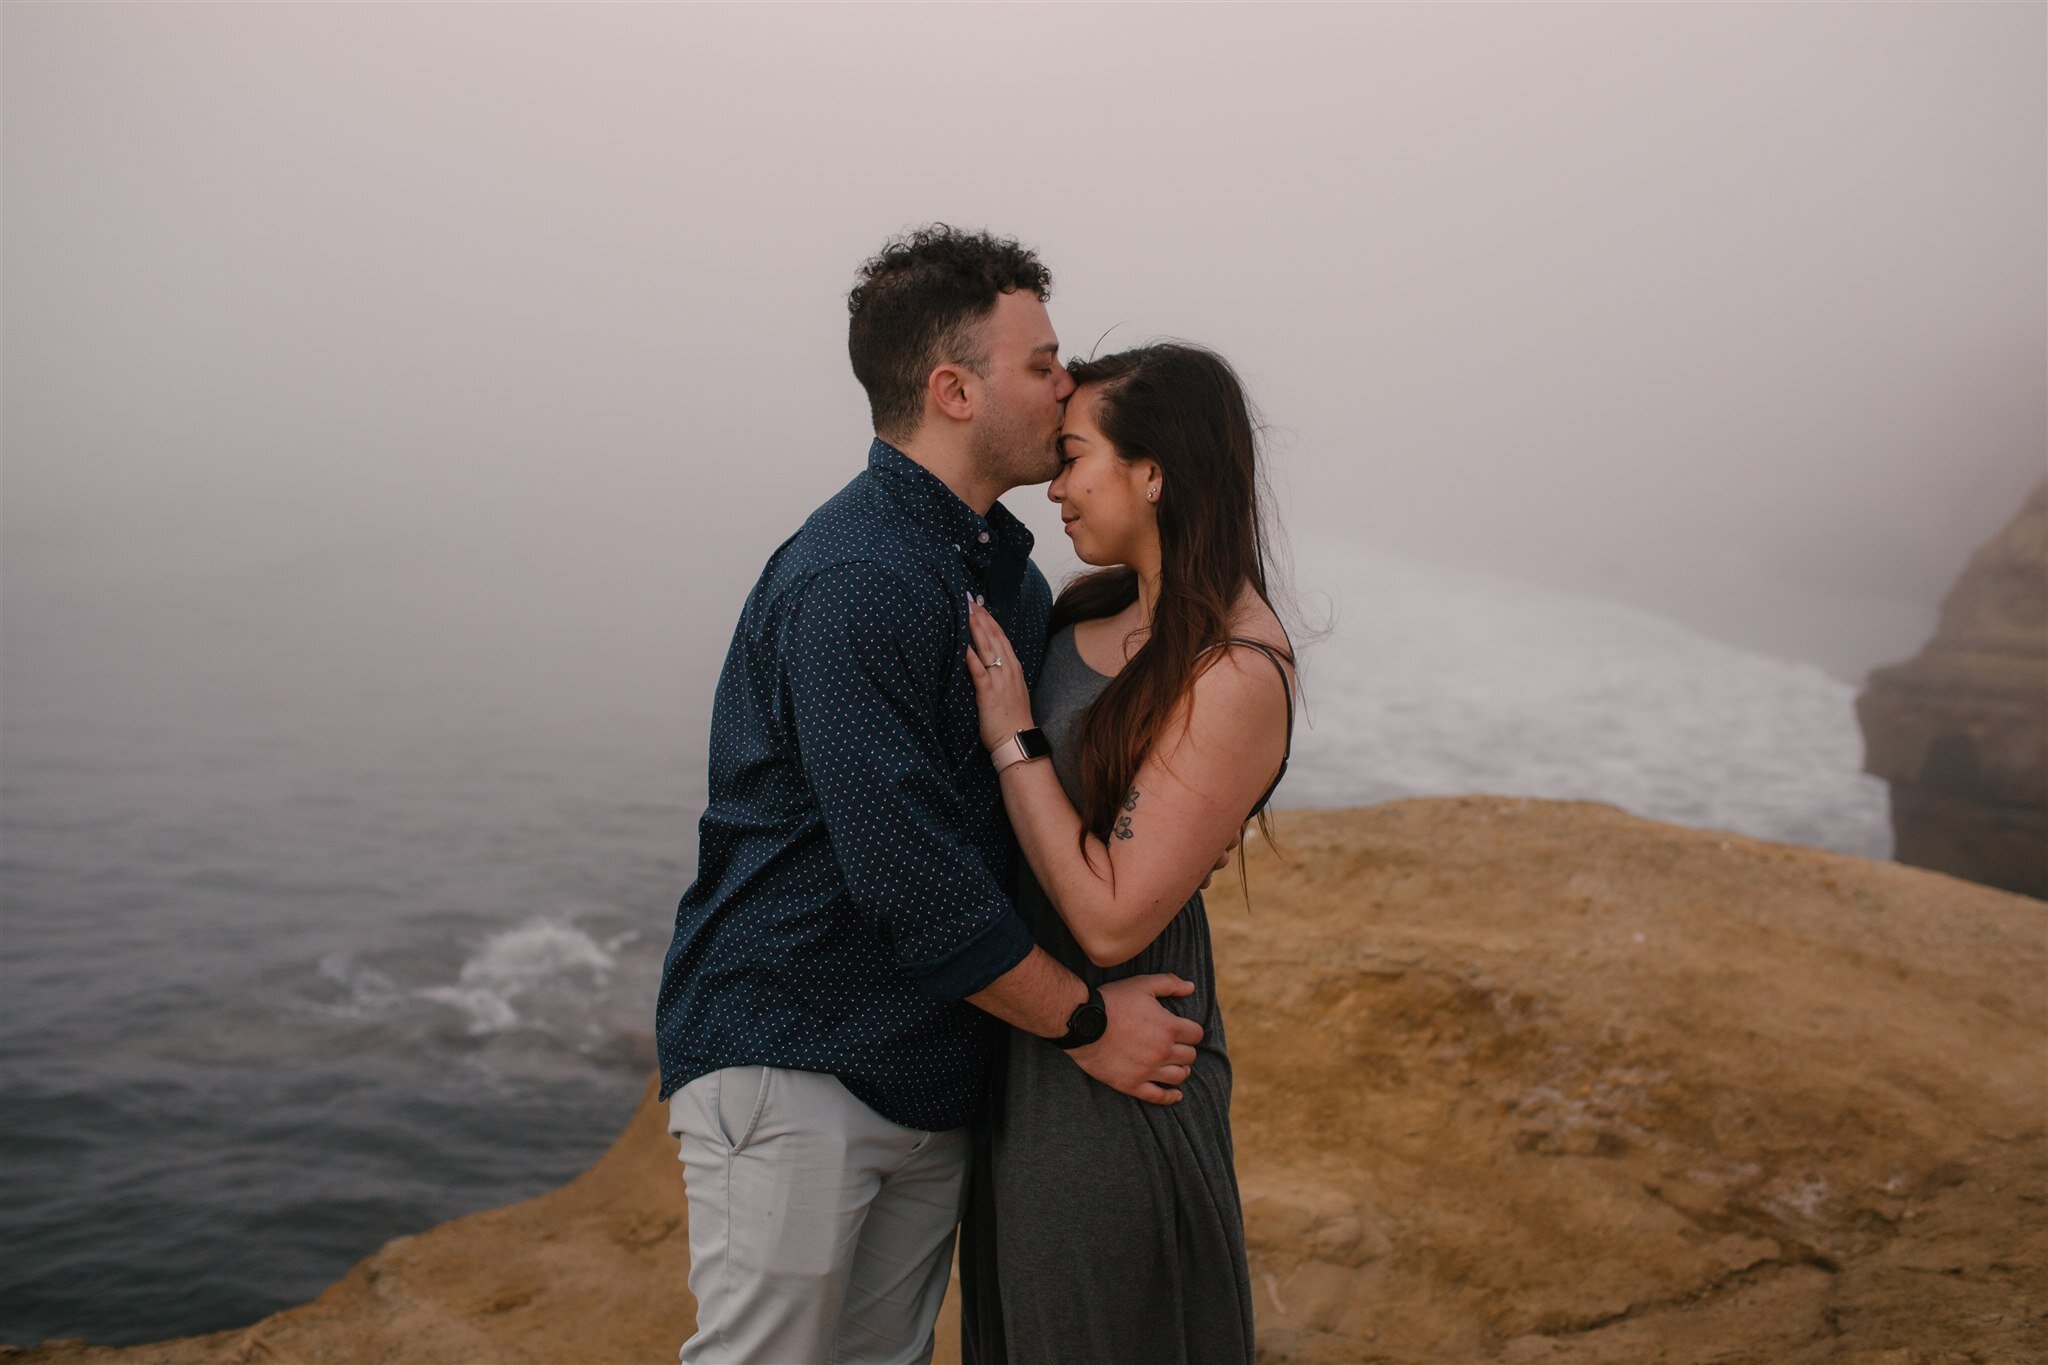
[1278,533,1893,860]
[0,545,1893,1346]
[0,570,702,1346]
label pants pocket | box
[714,1065,774,1154]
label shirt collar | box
[865,438,1035,570]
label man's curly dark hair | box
[847,225,1053,442]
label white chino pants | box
[668,1065,969,1365]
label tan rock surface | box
[1859,478,2048,897]
[8,800,2043,1364]
[1219,801,2044,1363]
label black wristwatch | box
[1050,985,1108,1050]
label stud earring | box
[1147,487,1159,502]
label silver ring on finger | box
[988,656,1004,668]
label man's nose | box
[1054,366,1076,401]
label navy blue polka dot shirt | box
[655,439,1051,1132]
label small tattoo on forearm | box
[1113,789,1140,840]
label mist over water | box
[1281,533,1890,859]
[2,0,2039,1348]
[1,571,687,1343]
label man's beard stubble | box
[970,406,1061,496]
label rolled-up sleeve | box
[783,562,1034,1000]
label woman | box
[959,343,1296,1365]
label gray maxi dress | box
[961,624,1293,1365]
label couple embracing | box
[653,225,1296,1365]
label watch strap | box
[990,727,1050,774]
[1050,985,1108,1051]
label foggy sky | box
[4,3,2043,705]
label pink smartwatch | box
[989,727,1052,774]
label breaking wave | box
[415,919,620,1035]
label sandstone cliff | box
[7,800,2043,1363]
[1860,478,2048,898]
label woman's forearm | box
[996,758,1124,954]
[1003,753,1196,965]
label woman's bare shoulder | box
[1186,592,1294,717]
[1221,589,1294,662]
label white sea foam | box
[308,951,403,1018]
[1276,534,1892,859]
[416,918,617,1035]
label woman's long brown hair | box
[1050,343,1294,871]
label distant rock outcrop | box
[1859,479,2048,898]
[6,800,2043,1363]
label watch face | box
[1069,1001,1107,1047]
[1018,728,1053,760]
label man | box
[654,226,1205,1365]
